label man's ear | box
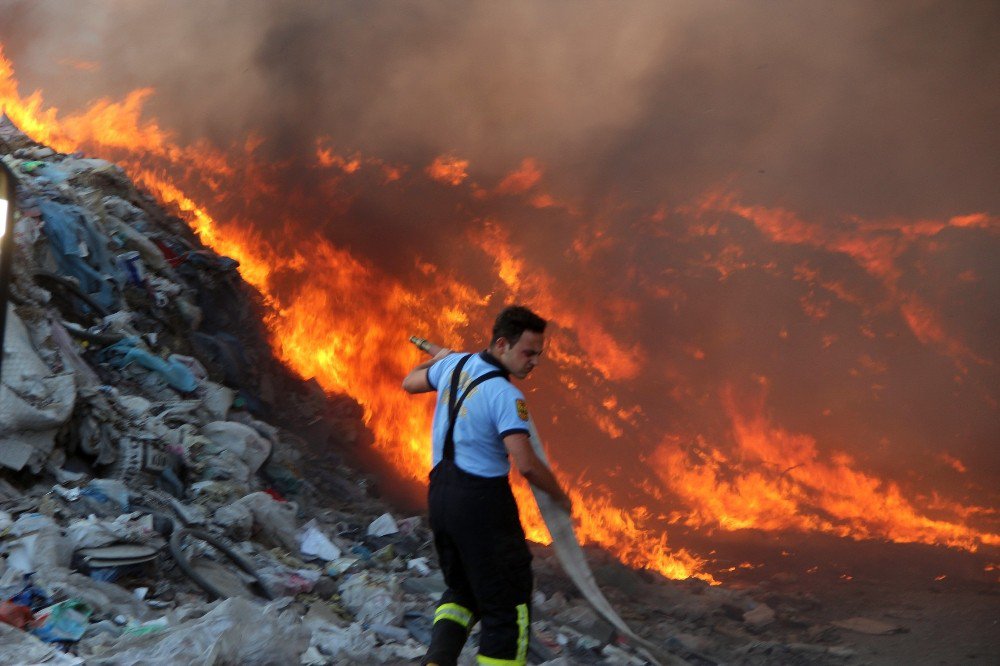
[494,336,510,354]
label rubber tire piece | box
[169,527,274,601]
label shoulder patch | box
[515,398,529,421]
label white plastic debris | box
[0,623,84,665]
[213,501,254,541]
[367,512,399,537]
[200,382,236,421]
[5,513,73,571]
[201,421,272,475]
[232,492,299,551]
[84,597,309,665]
[66,516,119,549]
[406,557,431,576]
[306,619,376,662]
[52,484,81,502]
[86,478,130,511]
[339,572,399,626]
[325,557,360,577]
[117,395,152,419]
[298,520,342,561]
[300,645,327,665]
[0,306,77,472]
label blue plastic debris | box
[102,337,198,393]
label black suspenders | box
[443,354,505,462]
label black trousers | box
[424,459,533,666]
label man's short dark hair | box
[491,305,546,346]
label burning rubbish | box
[0,6,997,661]
[1,109,990,665]
[1,34,997,575]
[0,39,996,587]
[0,117,708,664]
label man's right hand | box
[505,433,572,514]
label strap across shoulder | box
[443,354,506,462]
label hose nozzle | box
[409,336,432,352]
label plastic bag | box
[32,599,94,642]
[0,624,84,665]
[0,307,76,472]
[233,492,298,551]
[367,513,399,537]
[298,520,342,561]
[339,572,399,625]
[5,514,73,572]
[201,421,272,475]
[84,597,309,665]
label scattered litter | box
[298,519,342,561]
[0,599,34,629]
[85,597,308,665]
[367,512,399,537]
[32,599,94,643]
[406,556,431,576]
[0,623,85,665]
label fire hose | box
[410,337,685,666]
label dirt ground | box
[530,529,1000,665]
[801,577,998,665]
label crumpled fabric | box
[101,337,198,393]
[230,492,299,551]
[39,198,118,311]
[200,421,272,475]
[0,305,76,472]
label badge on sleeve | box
[515,399,529,421]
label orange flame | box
[0,48,710,581]
[426,154,469,186]
[496,157,543,195]
[694,191,997,373]
[1,45,995,583]
[653,383,999,550]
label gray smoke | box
[3,1,995,217]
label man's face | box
[496,330,545,379]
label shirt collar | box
[479,349,511,379]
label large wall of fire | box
[1,2,996,581]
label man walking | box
[403,305,572,666]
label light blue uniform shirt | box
[427,351,531,477]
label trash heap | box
[0,119,885,665]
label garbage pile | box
[0,118,446,664]
[0,120,878,664]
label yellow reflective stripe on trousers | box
[434,602,474,629]
[476,603,529,666]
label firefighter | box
[403,305,572,666]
